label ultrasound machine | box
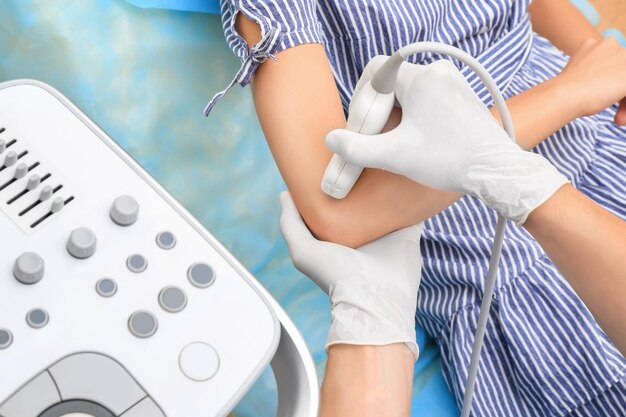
[0,80,318,417]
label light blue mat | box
[0,1,457,415]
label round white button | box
[67,227,97,259]
[110,195,139,226]
[13,252,45,284]
[179,342,220,382]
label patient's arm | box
[525,185,626,355]
[238,16,458,248]
[235,16,596,247]
[529,0,601,55]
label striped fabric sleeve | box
[204,0,324,116]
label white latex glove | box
[352,55,389,99]
[279,192,423,359]
[326,60,569,225]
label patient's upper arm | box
[233,16,457,247]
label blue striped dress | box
[208,1,626,415]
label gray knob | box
[67,227,97,259]
[50,197,64,213]
[3,150,17,167]
[39,185,53,201]
[110,195,139,226]
[14,163,27,179]
[0,139,5,153]
[13,252,45,284]
[26,174,40,191]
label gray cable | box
[377,42,516,417]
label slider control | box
[50,197,64,213]
[2,150,16,168]
[19,185,56,217]
[26,174,40,190]
[14,163,27,179]
[6,174,42,205]
[0,163,30,192]
[39,185,53,201]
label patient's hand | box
[558,37,626,125]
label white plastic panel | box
[0,81,280,417]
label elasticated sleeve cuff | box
[204,0,324,116]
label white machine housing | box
[0,80,318,417]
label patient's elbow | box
[300,200,369,249]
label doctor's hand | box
[327,60,569,225]
[279,191,423,359]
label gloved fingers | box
[358,223,424,262]
[279,192,325,278]
[353,55,390,98]
[394,60,483,114]
[380,222,424,244]
[325,127,406,172]
[279,191,318,263]
[279,191,314,239]
[325,340,420,362]
[392,61,430,109]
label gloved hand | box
[326,59,569,225]
[279,192,423,359]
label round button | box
[187,263,215,288]
[13,252,45,284]
[179,342,220,382]
[67,228,97,259]
[110,195,139,226]
[128,311,158,338]
[0,328,13,349]
[158,286,187,313]
[96,278,117,298]
[156,231,176,250]
[26,308,49,329]
[126,254,147,273]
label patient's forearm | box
[524,185,626,355]
[529,0,601,55]
[321,344,414,417]
[490,74,580,150]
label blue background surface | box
[0,1,457,415]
